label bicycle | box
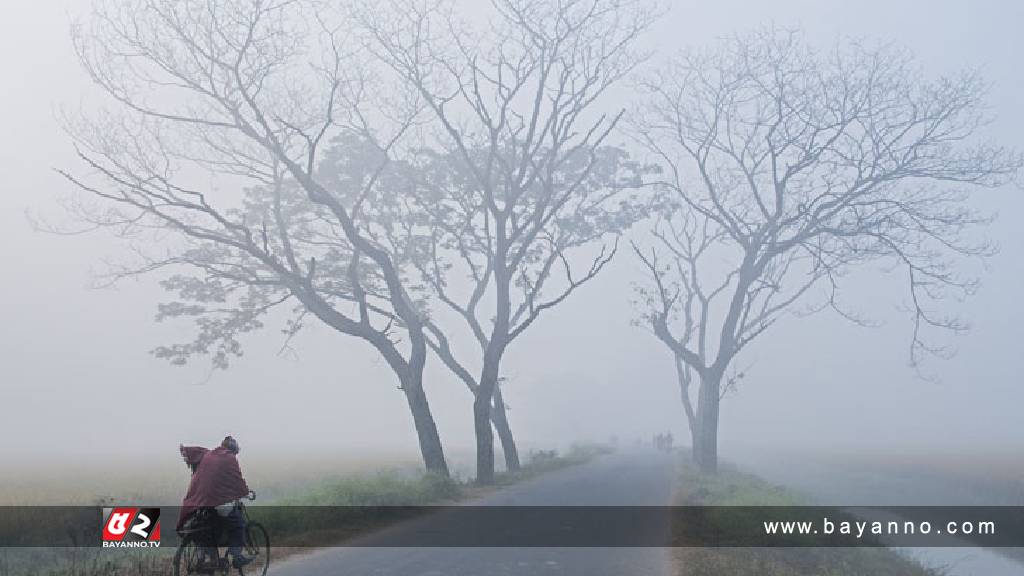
[173,491,270,576]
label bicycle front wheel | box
[241,522,270,576]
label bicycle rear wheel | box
[173,535,215,576]
[240,522,270,576]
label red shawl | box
[177,446,251,530]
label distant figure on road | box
[177,436,253,569]
[653,432,674,452]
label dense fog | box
[1,0,1021,471]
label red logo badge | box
[102,508,161,548]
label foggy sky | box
[1,0,1022,466]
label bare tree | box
[394,142,651,476]
[60,0,452,475]
[315,137,537,470]
[631,28,1021,473]
[357,0,658,482]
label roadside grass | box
[0,549,169,576]
[1,445,607,576]
[675,460,804,507]
[672,547,946,576]
[477,444,615,490]
[671,454,946,576]
[279,470,462,506]
[257,470,463,552]
[263,443,612,551]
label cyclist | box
[177,436,254,569]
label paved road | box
[271,450,677,576]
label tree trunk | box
[474,346,503,484]
[492,385,520,472]
[473,392,495,484]
[477,232,510,485]
[674,357,699,452]
[694,370,721,474]
[401,373,449,477]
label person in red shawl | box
[178,436,254,568]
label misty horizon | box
[1,0,1021,469]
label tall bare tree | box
[631,29,1021,473]
[357,0,657,482]
[61,0,451,475]
[315,137,539,471]
[393,142,651,476]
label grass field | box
[669,454,946,576]
[0,452,432,506]
[731,446,1024,507]
[729,447,1024,572]
[0,445,607,576]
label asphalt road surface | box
[271,449,678,576]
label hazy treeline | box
[59,0,1020,481]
